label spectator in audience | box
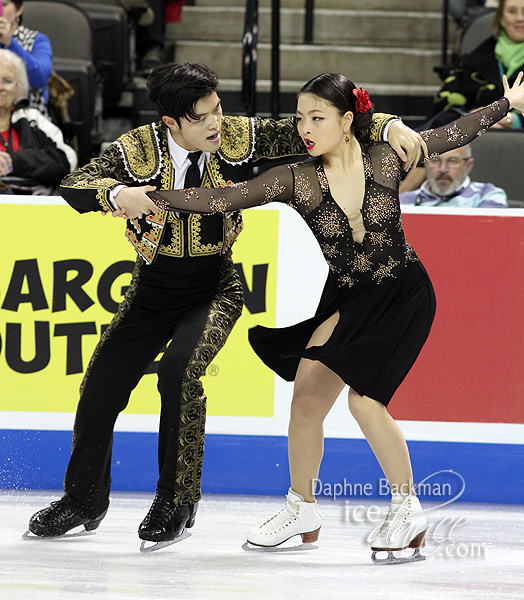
[400,146,508,208]
[401,0,524,193]
[0,0,52,116]
[0,49,76,194]
[120,0,166,75]
[432,0,524,129]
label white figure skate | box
[244,488,322,550]
[370,494,427,565]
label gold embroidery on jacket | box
[159,212,184,257]
[218,116,254,164]
[116,125,162,181]
[126,229,157,264]
[96,188,113,213]
[160,136,174,189]
[203,155,229,188]
[188,214,222,256]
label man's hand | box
[112,185,159,219]
[388,120,428,171]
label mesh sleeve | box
[420,98,509,162]
[148,163,295,213]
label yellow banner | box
[0,203,277,417]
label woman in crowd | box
[0,49,76,194]
[142,70,524,564]
[433,0,524,128]
[0,0,52,116]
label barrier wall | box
[1,198,523,505]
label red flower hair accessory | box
[352,87,372,113]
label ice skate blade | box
[139,529,191,553]
[22,529,96,541]
[242,541,318,553]
[371,548,426,565]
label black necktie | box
[184,151,202,188]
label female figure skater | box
[146,72,524,564]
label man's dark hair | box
[147,62,219,126]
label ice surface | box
[1,490,523,600]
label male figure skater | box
[28,62,425,550]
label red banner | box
[393,213,524,424]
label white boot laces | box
[378,497,412,536]
[258,496,300,532]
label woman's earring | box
[345,135,350,142]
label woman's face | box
[1,1,24,26]
[0,60,18,110]
[296,93,351,156]
[500,0,524,44]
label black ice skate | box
[138,493,197,553]
[26,495,108,538]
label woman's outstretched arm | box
[148,163,295,214]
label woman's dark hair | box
[147,62,219,125]
[298,73,374,132]
[493,0,507,39]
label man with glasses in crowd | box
[400,145,508,208]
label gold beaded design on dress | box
[184,188,198,201]
[363,154,373,178]
[315,164,329,193]
[321,243,338,259]
[339,274,357,288]
[294,172,315,206]
[367,191,397,225]
[352,252,373,273]
[150,195,171,211]
[444,122,468,144]
[230,181,249,196]
[316,207,346,238]
[373,257,401,283]
[381,153,401,180]
[369,231,393,249]
[263,178,286,203]
[476,111,495,135]
[209,196,232,212]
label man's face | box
[163,92,223,152]
[425,147,474,196]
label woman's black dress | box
[149,98,509,405]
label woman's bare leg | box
[288,312,346,502]
[347,390,413,494]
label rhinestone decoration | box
[316,164,329,193]
[263,178,286,203]
[339,274,356,288]
[381,153,401,180]
[230,181,249,196]
[352,252,373,273]
[209,196,231,212]
[294,172,315,206]
[372,257,400,283]
[367,192,397,225]
[368,231,393,249]
[444,122,468,144]
[321,243,338,259]
[316,208,345,237]
[184,188,198,201]
[363,154,373,178]
[151,195,171,211]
